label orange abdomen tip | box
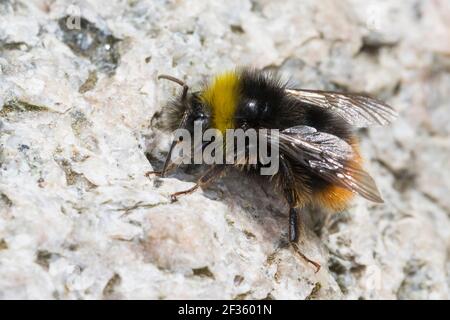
[313,138,362,212]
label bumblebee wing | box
[273,126,383,202]
[285,89,397,127]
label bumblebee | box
[149,68,397,271]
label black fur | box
[238,69,352,141]
[163,92,211,134]
[161,68,354,208]
[235,69,354,203]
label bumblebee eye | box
[191,112,209,132]
[194,113,207,121]
[247,100,258,113]
[242,99,267,119]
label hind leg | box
[288,207,321,273]
[279,156,321,273]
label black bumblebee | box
[148,68,397,271]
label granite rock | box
[0,0,449,299]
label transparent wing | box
[272,125,383,203]
[285,89,398,127]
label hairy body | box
[153,68,396,271]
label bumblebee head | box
[160,69,284,136]
[159,75,211,135]
[198,69,284,132]
[184,93,211,134]
[157,75,213,176]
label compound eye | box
[194,113,207,121]
[247,100,258,112]
[245,100,259,116]
[192,112,208,131]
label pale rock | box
[0,0,449,300]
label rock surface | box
[0,0,449,299]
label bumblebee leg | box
[279,157,321,273]
[144,157,178,178]
[170,184,199,202]
[145,170,161,177]
[289,207,321,273]
[289,207,299,242]
[170,166,226,202]
[144,166,174,177]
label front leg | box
[170,166,226,202]
[144,161,177,178]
